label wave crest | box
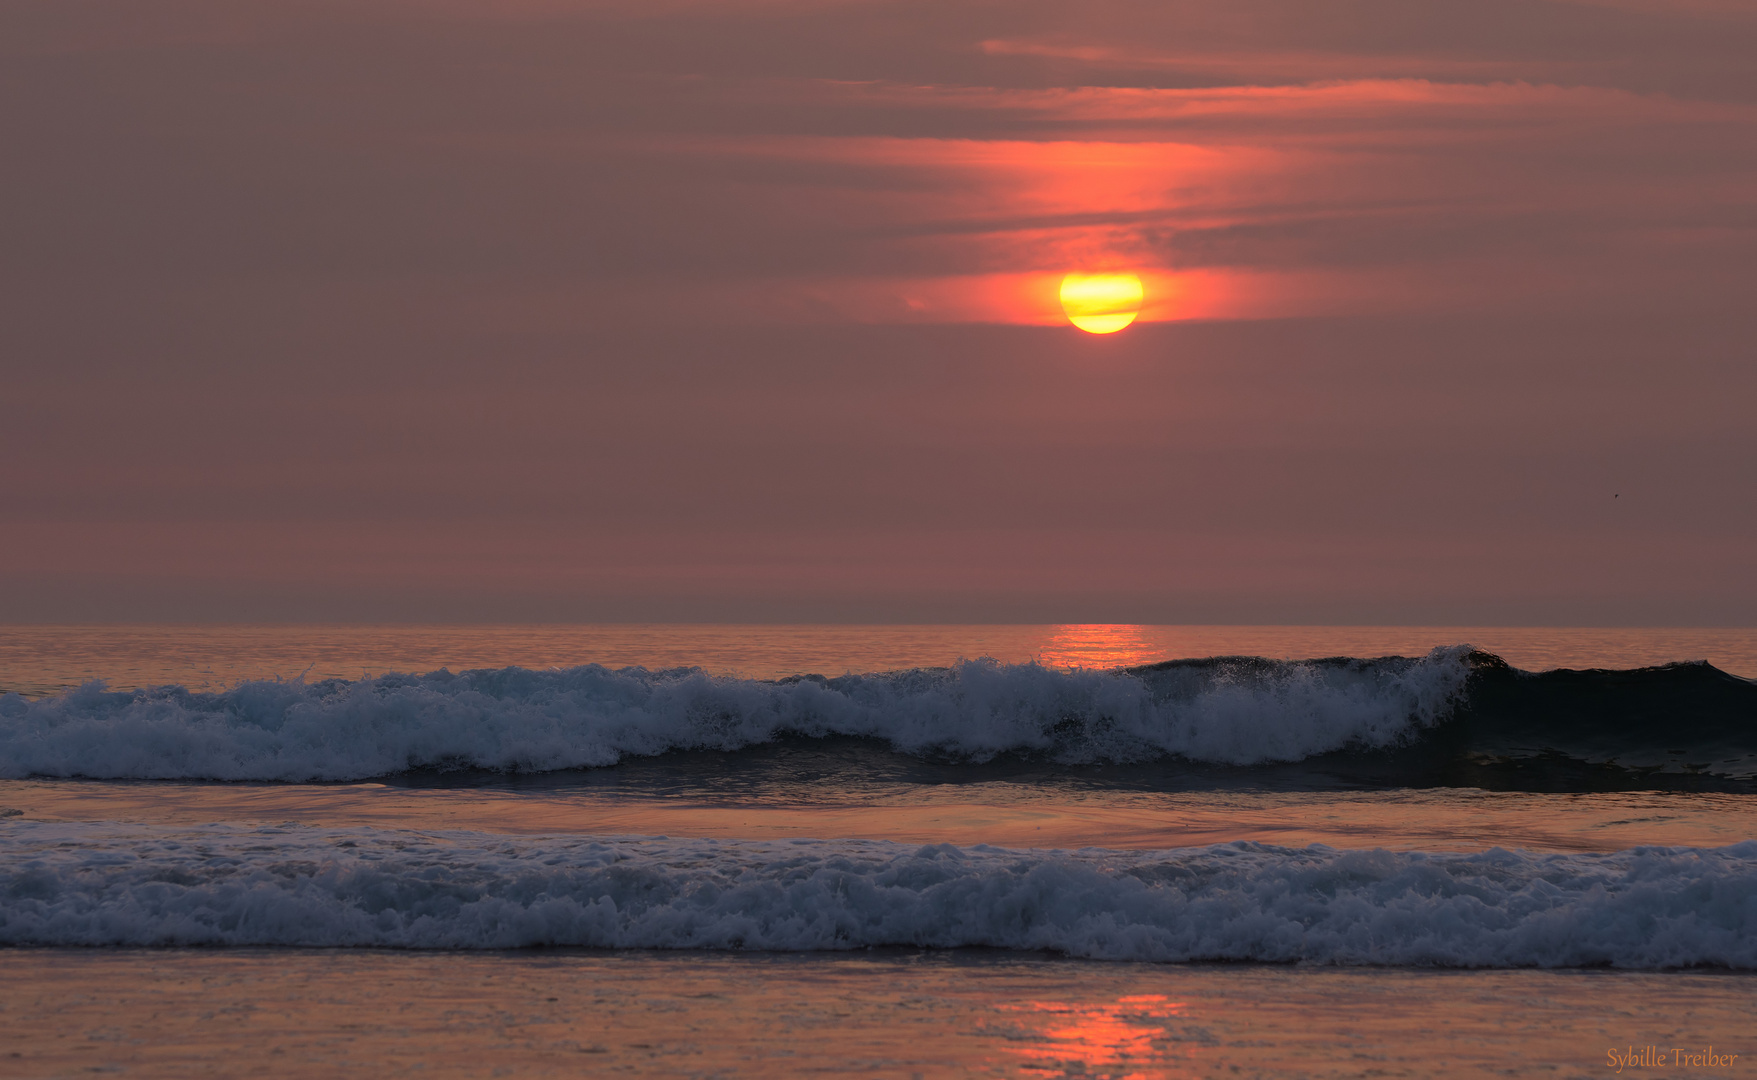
[0,649,1473,781]
[2,822,1752,967]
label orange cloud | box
[423,68,1755,327]
[601,75,1752,325]
[978,39,1574,84]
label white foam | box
[0,649,1473,781]
[0,822,1751,967]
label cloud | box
[977,39,1574,85]
[541,76,1752,322]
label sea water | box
[1,625,1753,1077]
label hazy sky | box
[4,0,1754,624]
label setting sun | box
[1059,272,1144,333]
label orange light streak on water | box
[1002,994,1197,1079]
[1036,623,1165,670]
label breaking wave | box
[2,822,1752,967]
[0,649,1473,781]
[3,647,1753,786]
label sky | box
[3,0,1754,625]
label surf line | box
[1608,1046,1740,1072]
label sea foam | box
[1,821,1752,967]
[0,649,1471,781]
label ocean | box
[1,624,1753,1078]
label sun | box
[1059,272,1143,334]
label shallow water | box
[8,779,1757,852]
[2,950,1750,1078]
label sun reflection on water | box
[1000,994,1196,1079]
[1037,624,1164,671]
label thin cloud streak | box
[516,76,1755,323]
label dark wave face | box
[1405,652,1757,792]
[1,647,1753,791]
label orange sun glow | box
[1059,272,1144,333]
